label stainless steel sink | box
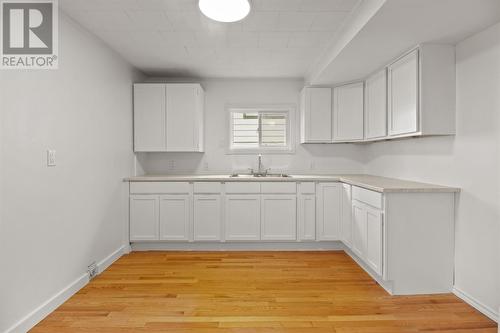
[230,173,291,178]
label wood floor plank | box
[30,251,497,333]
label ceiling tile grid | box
[61,0,360,77]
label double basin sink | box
[230,173,291,178]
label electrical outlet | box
[310,160,315,170]
[168,160,176,170]
[203,161,209,171]
[47,150,56,167]
[87,262,97,280]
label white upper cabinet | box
[134,83,204,152]
[388,44,456,138]
[365,69,387,139]
[166,84,204,152]
[133,84,166,152]
[387,49,419,136]
[333,82,364,141]
[300,87,332,143]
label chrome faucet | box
[254,154,268,177]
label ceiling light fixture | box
[199,0,251,23]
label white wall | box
[138,79,366,175]
[364,22,500,318]
[0,13,141,332]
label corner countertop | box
[125,174,460,193]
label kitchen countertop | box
[125,174,460,193]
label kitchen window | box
[228,106,294,153]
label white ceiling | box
[308,0,500,84]
[60,0,361,78]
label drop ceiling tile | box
[226,31,260,48]
[277,12,315,31]
[310,12,348,31]
[73,10,132,30]
[253,0,302,11]
[299,0,359,12]
[126,10,173,30]
[259,32,290,48]
[160,31,198,47]
[288,32,331,48]
[242,12,279,31]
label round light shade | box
[199,0,251,23]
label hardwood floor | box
[31,251,497,332]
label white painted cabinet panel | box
[261,195,296,240]
[166,84,204,152]
[388,49,419,136]
[159,195,190,241]
[225,195,261,241]
[298,194,316,241]
[366,205,383,276]
[300,87,332,143]
[130,195,159,241]
[351,200,366,258]
[316,183,341,240]
[341,184,352,248]
[365,69,387,139]
[333,82,364,141]
[193,195,222,241]
[351,199,383,276]
[133,84,166,152]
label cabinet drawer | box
[225,182,261,194]
[299,182,315,194]
[130,182,191,194]
[261,182,296,194]
[194,182,222,194]
[352,186,382,209]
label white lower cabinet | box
[341,184,352,248]
[261,195,296,240]
[130,195,159,241]
[193,195,222,241]
[351,199,383,276]
[159,195,191,241]
[298,194,316,240]
[316,183,342,240]
[365,205,383,275]
[225,195,261,241]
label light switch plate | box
[47,150,56,167]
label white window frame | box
[226,104,296,154]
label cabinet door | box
[365,205,383,276]
[130,195,159,241]
[316,183,341,240]
[166,84,201,151]
[298,194,316,241]
[388,49,419,136]
[193,195,221,241]
[134,84,166,152]
[333,82,364,141]
[225,195,261,241]
[341,184,352,248]
[365,69,387,139]
[159,195,190,241]
[261,195,296,240]
[351,200,366,258]
[301,87,332,142]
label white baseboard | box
[453,286,499,323]
[4,273,88,333]
[4,246,127,333]
[97,245,127,273]
[131,241,344,251]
